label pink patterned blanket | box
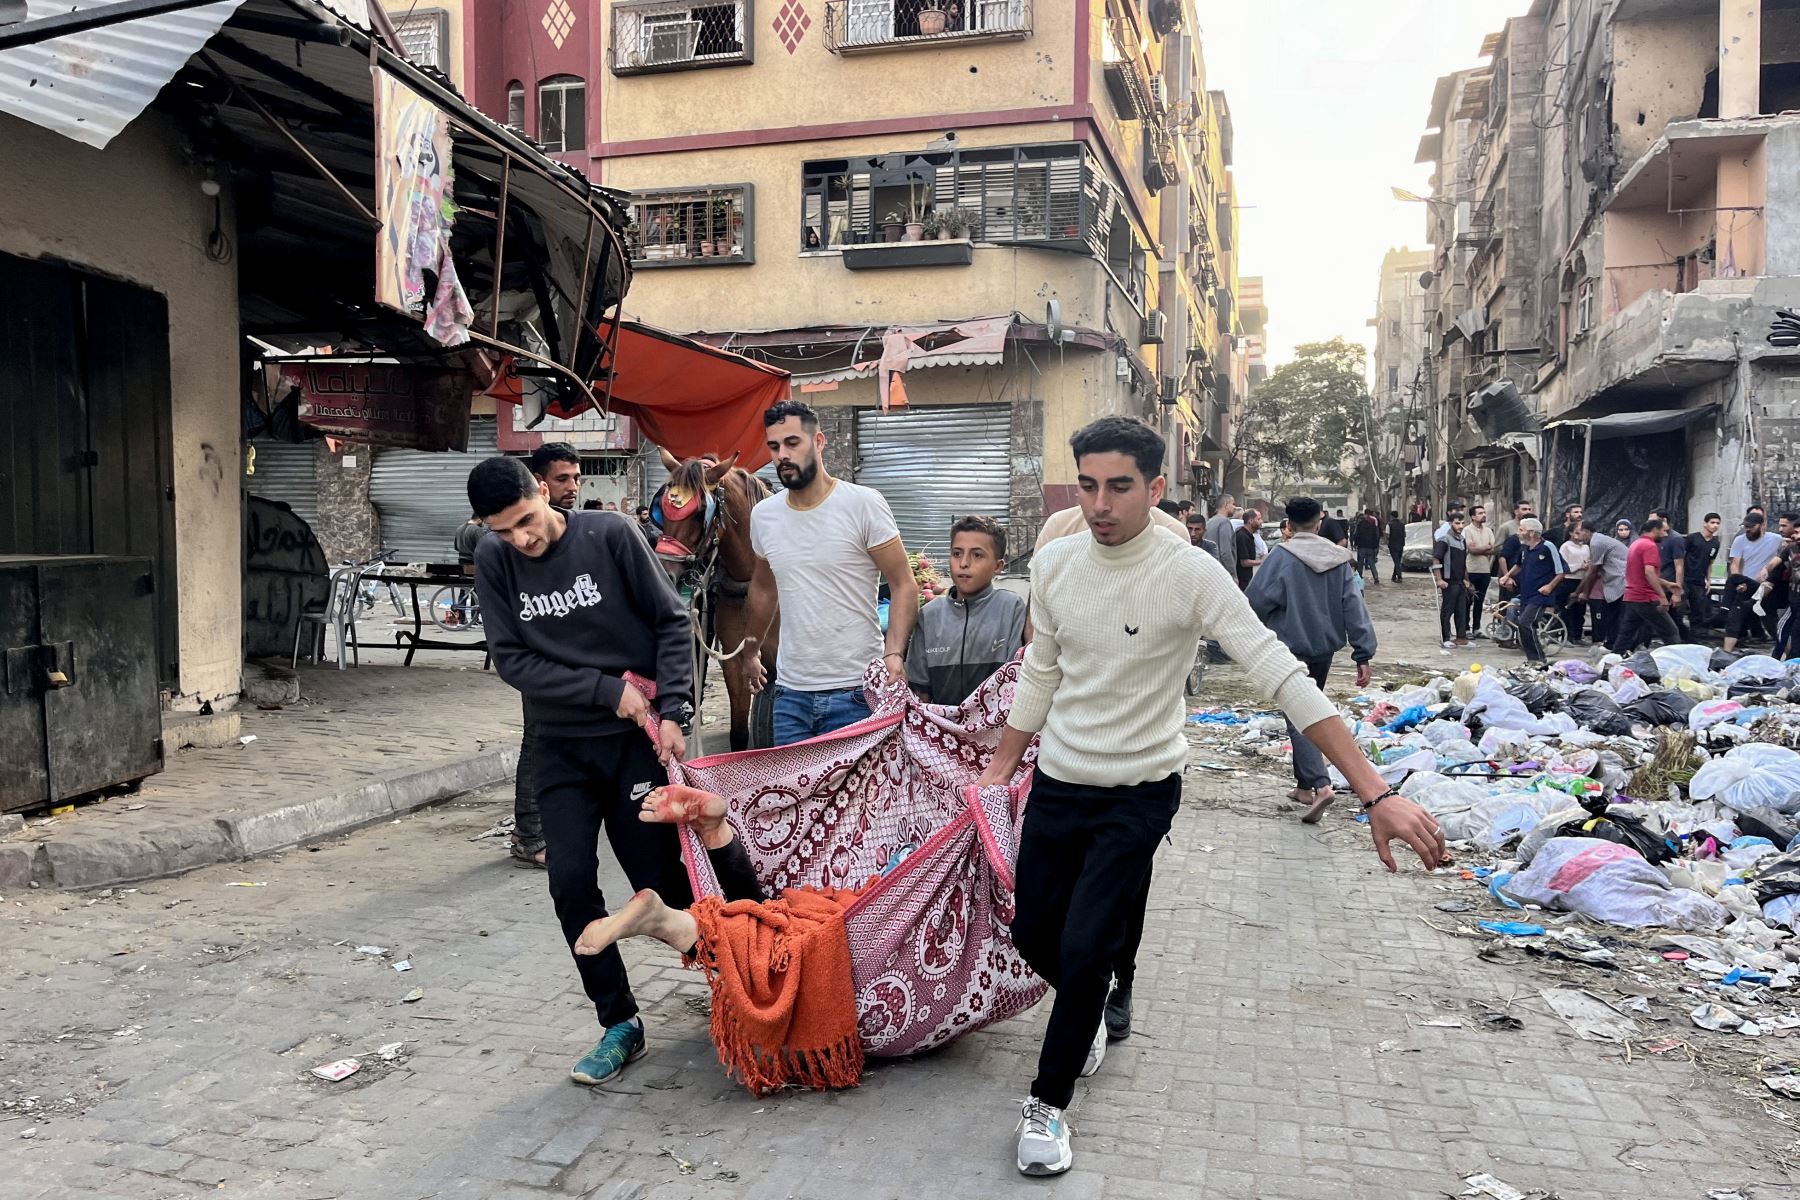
[667,659,1048,1058]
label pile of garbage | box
[1194,645,1800,1063]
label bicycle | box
[1483,596,1568,657]
[345,548,407,619]
[428,584,481,632]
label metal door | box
[0,254,178,688]
[0,561,48,808]
[40,557,161,800]
[369,417,498,561]
[854,404,1012,561]
[247,440,321,532]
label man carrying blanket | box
[977,416,1448,1177]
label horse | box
[649,448,780,752]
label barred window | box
[628,185,754,266]
[610,1,751,74]
[393,9,449,69]
[537,75,585,153]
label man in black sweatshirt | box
[468,455,695,1087]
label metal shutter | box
[246,440,319,532]
[854,405,1011,561]
[369,418,498,562]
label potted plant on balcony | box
[940,206,974,241]
[881,208,907,243]
[917,2,954,36]
[711,198,736,256]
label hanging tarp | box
[1546,406,1719,441]
[1550,427,1688,532]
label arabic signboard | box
[284,362,472,451]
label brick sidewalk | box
[0,659,522,890]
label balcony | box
[823,0,1031,55]
[609,1,752,75]
[1558,282,1764,419]
[1143,121,1178,192]
[1101,16,1149,121]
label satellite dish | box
[1046,299,1063,344]
[1418,270,1436,288]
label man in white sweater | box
[978,417,1446,1178]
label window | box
[393,9,449,70]
[800,144,1092,250]
[505,81,525,129]
[1389,318,1401,337]
[1575,277,1595,334]
[628,185,755,265]
[610,0,751,74]
[1388,366,1400,393]
[824,0,1032,54]
[537,75,585,153]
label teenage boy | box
[906,514,1028,706]
[1685,512,1723,632]
[976,416,1445,1178]
[468,456,694,1086]
[1463,505,1497,637]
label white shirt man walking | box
[977,416,1446,1178]
[744,400,920,745]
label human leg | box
[1390,549,1403,582]
[1468,573,1492,634]
[1518,604,1547,664]
[1022,773,1180,1112]
[535,735,641,1029]
[512,722,546,865]
[816,687,872,737]
[1287,656,1336,820]
[771,685,813,747]
[1106,864,1151,1041]
[1439,584,1457,643]
[1642,602,1680,648]
[1613,603,1649,653]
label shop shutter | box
[369,418,498,562]
[246,440,320,532]
[854,404,1011,561]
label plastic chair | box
[291,567,361,670]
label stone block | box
[42,820,235,889]
[0,812,23,837]
[225,779,393,858]
[162,708,242,751]
[0,841,38,890]
[385,748,514,813]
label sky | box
[1197,0,1527,367]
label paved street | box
[3,580,1794,1200]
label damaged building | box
[1417,0,1800,525]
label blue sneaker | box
[570,1018,646,1085]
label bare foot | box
[641,785,730,848]
[572,889,698,956]
[1300,788,1337,825]
[1286,787,1310,804]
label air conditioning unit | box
[1158,375,1178,406]
[1141,310,1167,344]
[643,17,701,64]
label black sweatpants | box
[1468,573,1492,631]
[536,731,697,1029]
[1013,770,1180,1110]
[1438,579,1469,642]
[514,717,545,856]
[1389,547,1404,581]
[1613,600,1679,653]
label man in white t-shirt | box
[743,400,920,745]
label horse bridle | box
[653,478,761,662]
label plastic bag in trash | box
[1621,689,1698,727]
[1506,681,1560,714]
[1689,698,1746,732]
[1465,674,1579,737]
[1729,654,1790,685]
[1606,670,1649,707]
[1712,648,1746,671]
[1733,805,1800,848]
[1501,837,1729,930]
[1622,650,1662,684]
[1651,643,1714,683]
[1690,743,1800,814]
[1566,689,1636,736]
[1553,659,1601,684]
[1746,846,1800,904]
[1553,806,1677,863]
[1764,893,1800,933]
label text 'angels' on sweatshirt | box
[475,510,693,736]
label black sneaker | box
[1104,983,1132,1041]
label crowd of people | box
[1410,497,1800,667]
[456,407,1443,1179]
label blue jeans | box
[771,685,871,747]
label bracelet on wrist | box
[1362,787,1401,813]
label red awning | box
[491,321,790,470]
[602,322,789,470]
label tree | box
[1229,337,1386,503]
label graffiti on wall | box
[245,495,329,659]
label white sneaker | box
[1080,1022,1106,1077]
[1442,639,1457,649]
[1015,1096,1073,1176]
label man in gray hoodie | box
[1245,496,1378,824]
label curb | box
[0,748,518,892]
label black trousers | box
[1438,579,1469,642]
[1014,770,1180,1109]
[1553,581,1586,641]
[1517,603,1553,664]
[1614,600,1679,653]
[514,714,545,855]
[1389,548,1404,581]
[1724,576,1764,641]
[536,731,696,1028]
[1685,580,1714,634]
[1468,573,1492,630]
[1588,597,1621,649]
[1114,867,1150,990]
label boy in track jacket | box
[906,514,1028,706]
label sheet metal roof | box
[0,0,248,148]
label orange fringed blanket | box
[688,887,863,1096]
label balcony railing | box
[609,0,751,75]
[1144,121,1178,192]
[823,0,1031,54]
[1101,16,1149,120]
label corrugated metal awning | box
[0,0,249,148]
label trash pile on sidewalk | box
[1194,646,1800,1090]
